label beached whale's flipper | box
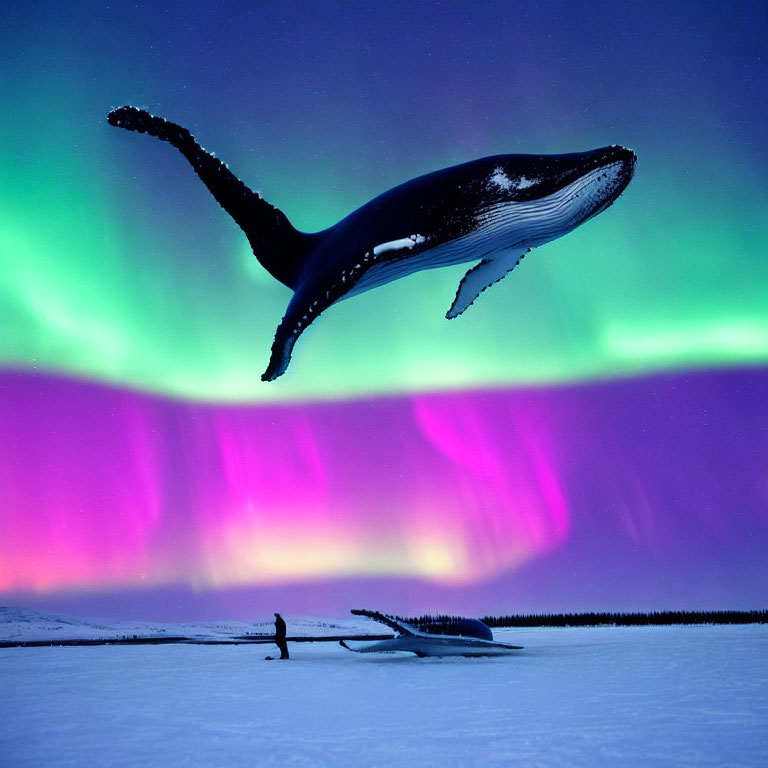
[350,609,417,636]
[107,106,308,289]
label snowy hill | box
[0,605,377,643]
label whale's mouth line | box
[574,156,635,221]
[574,160,629,209]
[472,158,632,251]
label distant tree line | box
[401,609,767,630]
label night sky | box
[1,1,766,619]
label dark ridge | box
[0,633,393,649]
[401,610,768,629]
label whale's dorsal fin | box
[107,106,311,289]
[446,247,529,319]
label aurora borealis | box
[1,2,767,618]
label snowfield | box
[1,610,766,767]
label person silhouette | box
[274,612,289,659]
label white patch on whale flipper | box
[446,247,528,319]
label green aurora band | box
[1,3,766,403]
[3,145,766,403]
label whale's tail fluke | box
[107,106,307,289]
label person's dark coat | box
[274,613,289,659]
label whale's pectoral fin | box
[350,608,417,636]
[262,305,312,382]
[262,285,337,381]
[445,247,530,319]
[262,321,298,382]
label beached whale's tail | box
[107,106,308,289]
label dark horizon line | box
[2,610,765,649]
[405,608,768,629]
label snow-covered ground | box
[1,608,766,767]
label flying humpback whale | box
[107,106,636,381]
